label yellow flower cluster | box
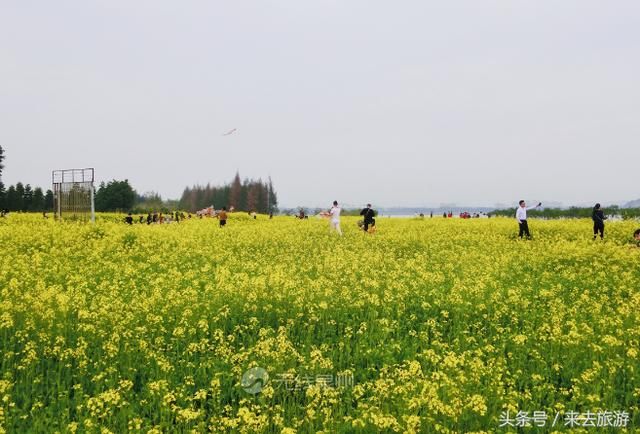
[0,213,638,432]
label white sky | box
[1,0,639,208]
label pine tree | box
[228,172,242,210]
[6,185,18,211]
[179,174,277,213]
[15,183,25,211]
[257,180,268,213]
[246,183,259,212]
[268,177,278,213]
[32,187,45,211]
[0,182,5,210]
[44,190,54,211]
[23,184,33,211]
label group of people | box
[124,208,233,227]
[325,199,639,244]
[120,199,640,247]
[318,201,376,236]
[516,200,640,246]
[125,211,191,225]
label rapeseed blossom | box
[0,213,638,432]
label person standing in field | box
[329,201,342,236]
[516,200,542,239]
[359,203,376,233]
[592,203,607,240]
[634,229,640,248]
[217,207,228,228]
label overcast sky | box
[1,1,639,208]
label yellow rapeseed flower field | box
[0,213,638,433]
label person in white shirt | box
[516,200,541,239]
[329,200,342,236]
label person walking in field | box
[329,201,342,236]
[592,203,607,240]
[516,200,541,239]
[217,207,228,228]
[359,203,376,233]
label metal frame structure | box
[52,168,95,222]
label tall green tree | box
[32,187,45,211]
[23,184,33,211]
[44,190,54,211]
[95,179,136,212]
[0,182,5,210]
[14,183,25,211]
[6,185,19,211]
[268,177,278,213]
[228,172,242,210]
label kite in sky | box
[222,128,237,136]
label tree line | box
[180,172,277,213]
[0,148,277,214]
[0,146,54,212]
[0,182,54,212]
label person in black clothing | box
[592,203,607,240]
[125,212,134,225]
[359,204,376,233]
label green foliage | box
[44,190,54,210]
[132,191,166,213]
[14,182,25,211]
[95,179,136,212]
[5,185,18,211]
